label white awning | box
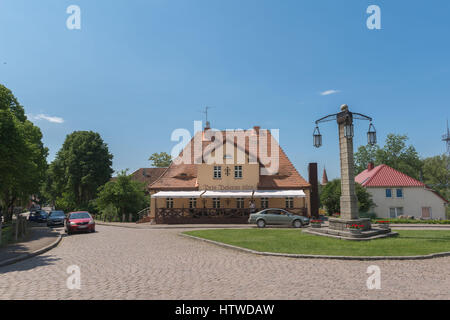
[202,190,254,198]
[151,191,205,198]
[252,190,306,198]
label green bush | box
[1,226,14,247]
[359,212,378,219]
[320,179,375,215]
[98,203,119,222]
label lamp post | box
[313,104,377,231]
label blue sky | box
[1,0,449,180]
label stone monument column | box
[308,104,396,238]
[337,105,359,220]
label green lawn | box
[184,229,450,256]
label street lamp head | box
[344,124,354,139]
[313,126,322,148]
[367,122,377,145]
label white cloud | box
[28,114,65,124]
[320,89,340,96]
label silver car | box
[248,208,310,228]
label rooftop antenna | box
[202,106,212,129]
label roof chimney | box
[367,162,374,171]
[204,121,211,130]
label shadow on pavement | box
[0,254,61,274]
[0,225,62,273]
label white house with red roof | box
[355,163,448,219]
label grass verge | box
[184,229,450,256]
[0,225,15,248]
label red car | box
[65,211,95,235]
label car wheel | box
[293,220,302,228]
[257,219,266,228]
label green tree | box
[320,179,375,215]
[354,134,422,179]
[422,154,449,200]
[47,131,113,211]
[149,152,171,167]
[0,84,48,223]
[354,144,379,174]
[96,170,148,222]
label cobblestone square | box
[1,225,449,299]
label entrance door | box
[421,207,431,219]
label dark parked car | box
[47,210,66,227]
[65,211,95,235]
[29,210,48,223]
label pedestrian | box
[249,200,256,213]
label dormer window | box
[213,166,222,179]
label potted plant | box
[311,220,322,228]
[332,212,341,218]
[348,224,363,234]
[377,220,390,229]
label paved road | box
[0,225,449,299]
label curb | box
[180,233,450,261]
[302,228,399,241]
[0,233,62,268]
[95,222,253,230]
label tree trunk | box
[14,213,19,241]
[0,210,3,246]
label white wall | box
[366,187,447,219]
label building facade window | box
[236,198,244,209]
[234,165,243,179]
[261,198,269,209]
[385,189,392,198]
[213,166,222,179]
[166,198,174,209]
[389,207,403,218]
[212,198,221,209]
[285,197,294,209]
[396,188,403,198]
[189,198,197,209]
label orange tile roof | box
[149,129,310,191]
[355,164,425,187]
[130,168,167,186]
[111,168,166,187]
[356,164,448,203]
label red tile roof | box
[111,168,166,187]
[130,168,167,186]
[355,164,425,187]
[149,128,310,191]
